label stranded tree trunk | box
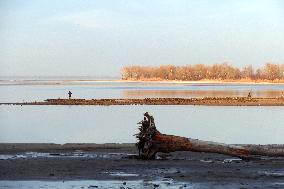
[135,112,284,160]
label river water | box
[0,80,283,144]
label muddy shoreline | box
[1,97,284,106]
[1,143,284,188]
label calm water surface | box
[0,180,194,189]
[0,81,284,102]
[0,105,283,144]
[0,81,284,144]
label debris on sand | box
[2,97,284,106]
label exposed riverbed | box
[0,144,284,189]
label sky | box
[0,0,284,77]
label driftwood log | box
[135,112,284,160]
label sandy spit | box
[2,97,284,106]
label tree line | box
[122,63,284,81]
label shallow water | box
[0,180,280,189]
[0,180,187,189]
[0,151,133,161]
[0,105,283,144]
[0,81,284,144]
[1,81,284,103]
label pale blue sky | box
[1,0,284,77]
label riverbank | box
[122,79,284,85]
[0,143,284,188]
[1,79,284,86]
[1,97,284,106]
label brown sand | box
[1,97,284,106]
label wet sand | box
[1,143,284,188]
[1,97,284,106]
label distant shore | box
[122,79,284,84]
[1,97,284,106]
[1,79,284,85]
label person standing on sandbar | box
[68,91,72,99]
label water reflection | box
[0,82,284,103]
[123,90,284,98]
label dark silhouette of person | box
[248,92,252,98]
[68,91,72,99]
